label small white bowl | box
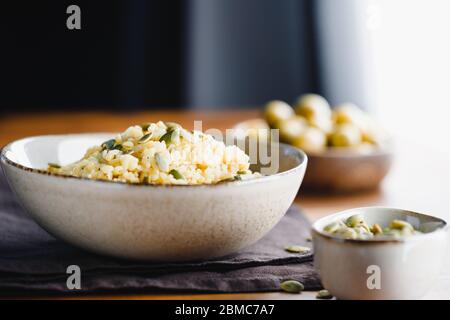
[1,134,307,261]
[312,207,448,300]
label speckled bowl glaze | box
[313,207,449,300]
[1,133,307,261]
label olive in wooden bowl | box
[234,94,393,193]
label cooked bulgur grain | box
[48,121,261,185]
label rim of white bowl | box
[0,133,308,188]
[312,206,448,244]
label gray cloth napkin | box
[0,167,320,295]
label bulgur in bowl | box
[47,121,262,185]
[0,123,307,261]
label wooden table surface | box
[1,109,450,300]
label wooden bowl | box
[303,147,393,193]
[234,119,393,193]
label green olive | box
[264,100,294,128]
[236,119,270,141]
[329,123,362,147]
[332,103,387,147]
[361,120,385,145]
[333,103,367,127]
[309,115,333,134]
[295,94,331,121]
[277,116,308,143]
[291,127,327,153]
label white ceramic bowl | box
[312,207,449,300]
[0,133,307,261]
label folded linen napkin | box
[0,167,320,295]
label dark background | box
[0,0,365,112]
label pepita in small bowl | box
[312,207,448,300]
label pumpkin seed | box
[140,123,151,131]
[165,121,181,129]
[159,129,174,145]
[139,133,152,144]
[170,128,181,144]
[399,226,414,236]
[390,219,414,231]
[169,169,183,180]
[336,227,358,239]
[383,229,402,238]
[323,222,340,233]
[360,223,372,233]
[214,173,247,183]
[237,170,247,175]
[316,289,333,299]
[346,214,364,227]
[101,139,116,150]
[48,162,61,169]
[325,215,420,240]
[112,144,123,151]
[120,142,134,153]
[180,128,192,140]
[155,153,169,172]
[280,280,304,293]
[284,245,311,254]
[371,223,383,235]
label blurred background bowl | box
[234,119,393,193]
[303,146,393,193]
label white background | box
[364,0,450,156]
